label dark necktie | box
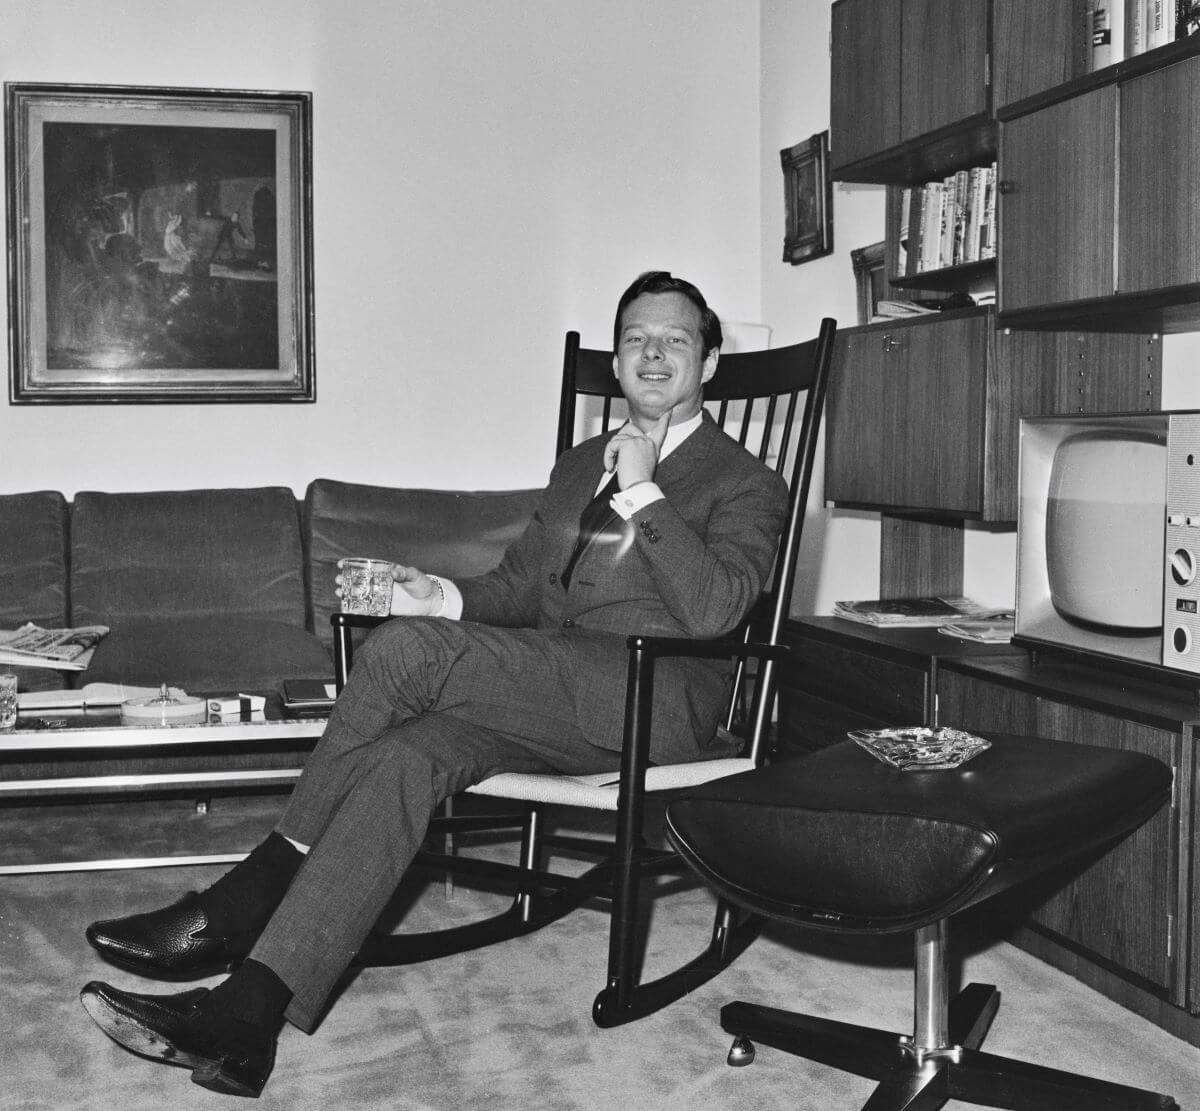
[561,473,621,589]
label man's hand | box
[603,413,671,488]
[335,559,442,616]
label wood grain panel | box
[1119,56,1200,293]
[999,87,1117,310]
[831,0,902,171]
[1032,700,1177,990]
[880,516,965,597]
[901,0,989,142]
[891,313,987,512]
[992,0,1085,109]
[825,330,892,505]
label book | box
[1148,0,1174,47]
[833,596,996,628]
[283,679,337,711]
[897,187,911,275]
[978,163,997,261]
[1127,0,1147,55]
[963,166,985,262]
[905,185,925,277]
[938,175,956,270]
[919,181,945,272]
[1091,0,1126,69]
[951,169,970,266]
[0,622,109,671]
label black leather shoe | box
[86,893,258,980]
[80,981,276,1098]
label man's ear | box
[701,348,719,383]
[612,354,620,379]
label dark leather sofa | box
[0,479,540,696]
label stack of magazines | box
[833,596,1008,632]
[0,622,109,670]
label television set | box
[1015,410,1200,680]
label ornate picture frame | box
[780,130,833,266]
[5,82,314,404]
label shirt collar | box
[656,410,704,460]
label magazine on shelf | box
[0,622,109,671]
[937,614,1016,644]
[833,596,997,628]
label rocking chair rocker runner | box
[332,317,837,1027]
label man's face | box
[613,291,718,429]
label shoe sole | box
[81,990,262,1099]
[89,946,242,982]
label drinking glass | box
[0,672,17,731]
[340,558,394,617]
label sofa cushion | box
[70,488,309,627]
[83,616,331,693]
[0,490,69,629]
[0,491,70,693]
[304,479,540,648]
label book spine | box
[906,185,924,277]
[979,163,997,261]
[939,174,956,270]
[964,166,984,262]
[920,181,944,272]
[951,169,969,266]
[1148,0,1169,46]
[1127,0,1146,54]
[1091,0,1125,69]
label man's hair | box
[612,271,723,357]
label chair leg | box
[716,919,1179,1111]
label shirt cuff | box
[433,575,464,619]
[611,481,664,520]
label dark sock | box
[199,831,303,935]
[200,959,292,1034]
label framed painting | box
[5,82,314,403]
[780,130,833,266]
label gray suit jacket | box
[457,415,788,762]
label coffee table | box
[0,693,327,875]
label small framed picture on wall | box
[780,130,833,266]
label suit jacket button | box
[562,618,575,628]
[549,572,558,584]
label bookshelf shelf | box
[890,259,994,297]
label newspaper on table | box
[833,596,994,628]
[0,622,110,670]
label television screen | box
[1045,431,1166,633]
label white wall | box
[0,0,762,496]
[759,0,1200,615]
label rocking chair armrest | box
[623,632,790,665]
[330,612,393,632]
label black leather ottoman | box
[665,734,1177,1111]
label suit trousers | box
[252,617,624,1031]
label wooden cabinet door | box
[1119,55,1200,294]
[1032,702,1177,991]
[890,314,987,514]
[831,0,902,171]
[825,329,893,506]
[992,0,1084,110]
[999,86,1117,311]
[900,0,990,142]
[938,671,1178,992]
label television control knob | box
[1171,549,1196,586]
[1173,626,1191,655]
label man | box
[80,271,788,1098]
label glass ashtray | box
[849,726,991,771]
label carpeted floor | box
[2,793,1197,1110]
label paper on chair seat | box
[466,757,757,811]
